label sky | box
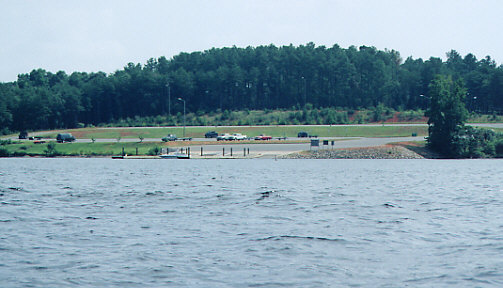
[1,0,502,82]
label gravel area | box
[283,145,424,159]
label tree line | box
[1,43,502,134]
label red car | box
[254,134,272,140]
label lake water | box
[0,158,502,287]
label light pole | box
[178,98,186,138]
[419,94,430,110]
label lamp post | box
[419,94,430,110]
[178,98,186,138]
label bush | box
[495,140,503,157]
[1,128,12,135]
[45,142,60,157]
[451,127,498,158]
[0,147,10,157]
[12,151,26,157]
[148,146,161,156]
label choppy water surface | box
[0,158,502,287]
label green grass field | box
[37,125,428,139]
[1,141,172,156]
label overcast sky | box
[1,0,502,82]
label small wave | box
[145,191,165,196]
[383,202,402,208]
[1,201,22,206]
[405,274,448,283]
[463,277,492,285]
[255,235,345,242]
[256,190,281,203]
[248,281,296,287]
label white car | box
[217,133,235,141]
[233,133,247,140]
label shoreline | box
[3,144,442,159]
[282,143,442,159]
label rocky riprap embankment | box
[283,145,424,159]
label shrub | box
[148,146,161,155]
[451,127,497,158]
[495,140,503,157]
[0,147,10,157]
[44,142,60,157]
[12,151,26,157]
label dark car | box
[297,131,309,138]
[18,131,28,139]
[56,133,76,143]
[205,131,219,138]
[162,134,177,142]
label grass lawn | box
[2,141,172,156]
[36,125,428,139]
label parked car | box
[205,131,219,138]
[217,133,236,141]
[233,133,247,140]
[18,131,28,139]
[217,133,229,141]
[297,131,309,138]
[162,134,177,142]
[254,134,272,140]
[57,133,76,143]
